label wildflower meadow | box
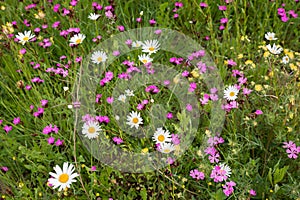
[0,0,300,199]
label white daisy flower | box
[91,51,107,64]
[159,143,175,154]
[224,85,239,101]
[63,86,69,91]
[88,13,100,20]
[126,111,143,129]
[219,163,232,177]
[15,30,35,45]
[141,40,160,54]
[118,94,127,103]
[282,55,289,64]
[264,32,277,41]
[152,127,172,144]
[69,33,86,45]
[138,54,153,64]
[266,43,283,55]
[82,121,102,139]
[48,162,79,191]
[132,41,143,48]
[125,89,134,96]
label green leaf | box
[273,165,289,185]
[140,187,147,200]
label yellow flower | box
[34,10,45,19]
[238,54,243,59]
[224,60,228,65]
[18,182,24,188]
[286,52,294,59]
[289,63,298,71]
[287,127,293,132]
[254,84,263,91]
[141,148,149,154]
[1,6,5,10]
[190,69,199,78]
[264,51,270,58]
[245,60,256,68]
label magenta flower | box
[171,134,180,145]
[182,70,189,77]
[219,5,227,11]
[200,2,208,8]
[136,17,142,22]
[154,29,162,34]
[166,112,173,119]
[1,166,9,172]
[113,137,123,144]
[223,181,236,196]
[249,189,256,196]
[186,104,193,111]
[117,25,125,32]
[19,48,26,55]
[166,157,175,165]
[55,139,64,146]
[13,117,21,125]
[106,97,114,104]
[255,110,263,115]
[190,169,205,180]
[91,166,97,171]
[149,19,156,25]
[220,18,228,24]
[41,99,48,107]
[283,141,296,149]
[53,4,60,12]
[113,51,120,56]
[3,125,12,133]
[47,136,55,144]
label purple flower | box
[166,112,173,119]
[249,189,256,196]
[136,18,142,22]
[219,5,227,11]
[200,2,208,8]
[3,125,12,133]
[91,166,97,171]
[53,4,60,12]
[41,99,48,107]
[255,110,263,115]
[113,137,123,144]
[1,167,8,172]
[47,136,55,144]
[220,18,228,24]
[149,19,156,25]
[117,25,125,32]
[190,169,205,180]
[19,48,26,55]
[55,139,64,146]
[171,134,180,145]
[186,104,193,111]
[106,97,114,104]
[13,117,21,125]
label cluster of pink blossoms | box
[283,141,300,159]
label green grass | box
[0,0,300,199]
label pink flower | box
[55,139,64,146]
[113,51,120,56]
[219,5,227,11]
[47,136,55,144]
[3,125,12,133]
[154,29,162,34]
[243,88,252,95]
[118,25,125,32]
[149,19,156,25]
[91,166,97,171]
[227,59,237,66]
[13,117,21,125]
[53,4,60,12]
[190,169,205,180]
[41,99,48,107]
[174,13,179,19]
[106,97,114,104]
[166,157,175,165]
[200,2,208,8]
[1,166,9,172]
[249,189,256,196]
[223,181,236,196]
[186,104,193,111]
[136,18,142,22]
[255,110,263,115]
[113,137,123,144]
[19,48,26,55]
[166,112,173,119]
[220,18,228,24]
[171,134,180,145]
[283,141,296,149]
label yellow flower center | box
[229,92,235,97]
[23,36,29,41]
[149,47,155,51]
[132,117,139,124]
[158,135,165,142]
[269,36,273,40]
[75,39,82,44]
[88,127,96,134]
[164,149,170,153]
[142,59,147,64]
[58,173,69,183]
[97,57,102,62]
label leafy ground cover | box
[0,0,299,199]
